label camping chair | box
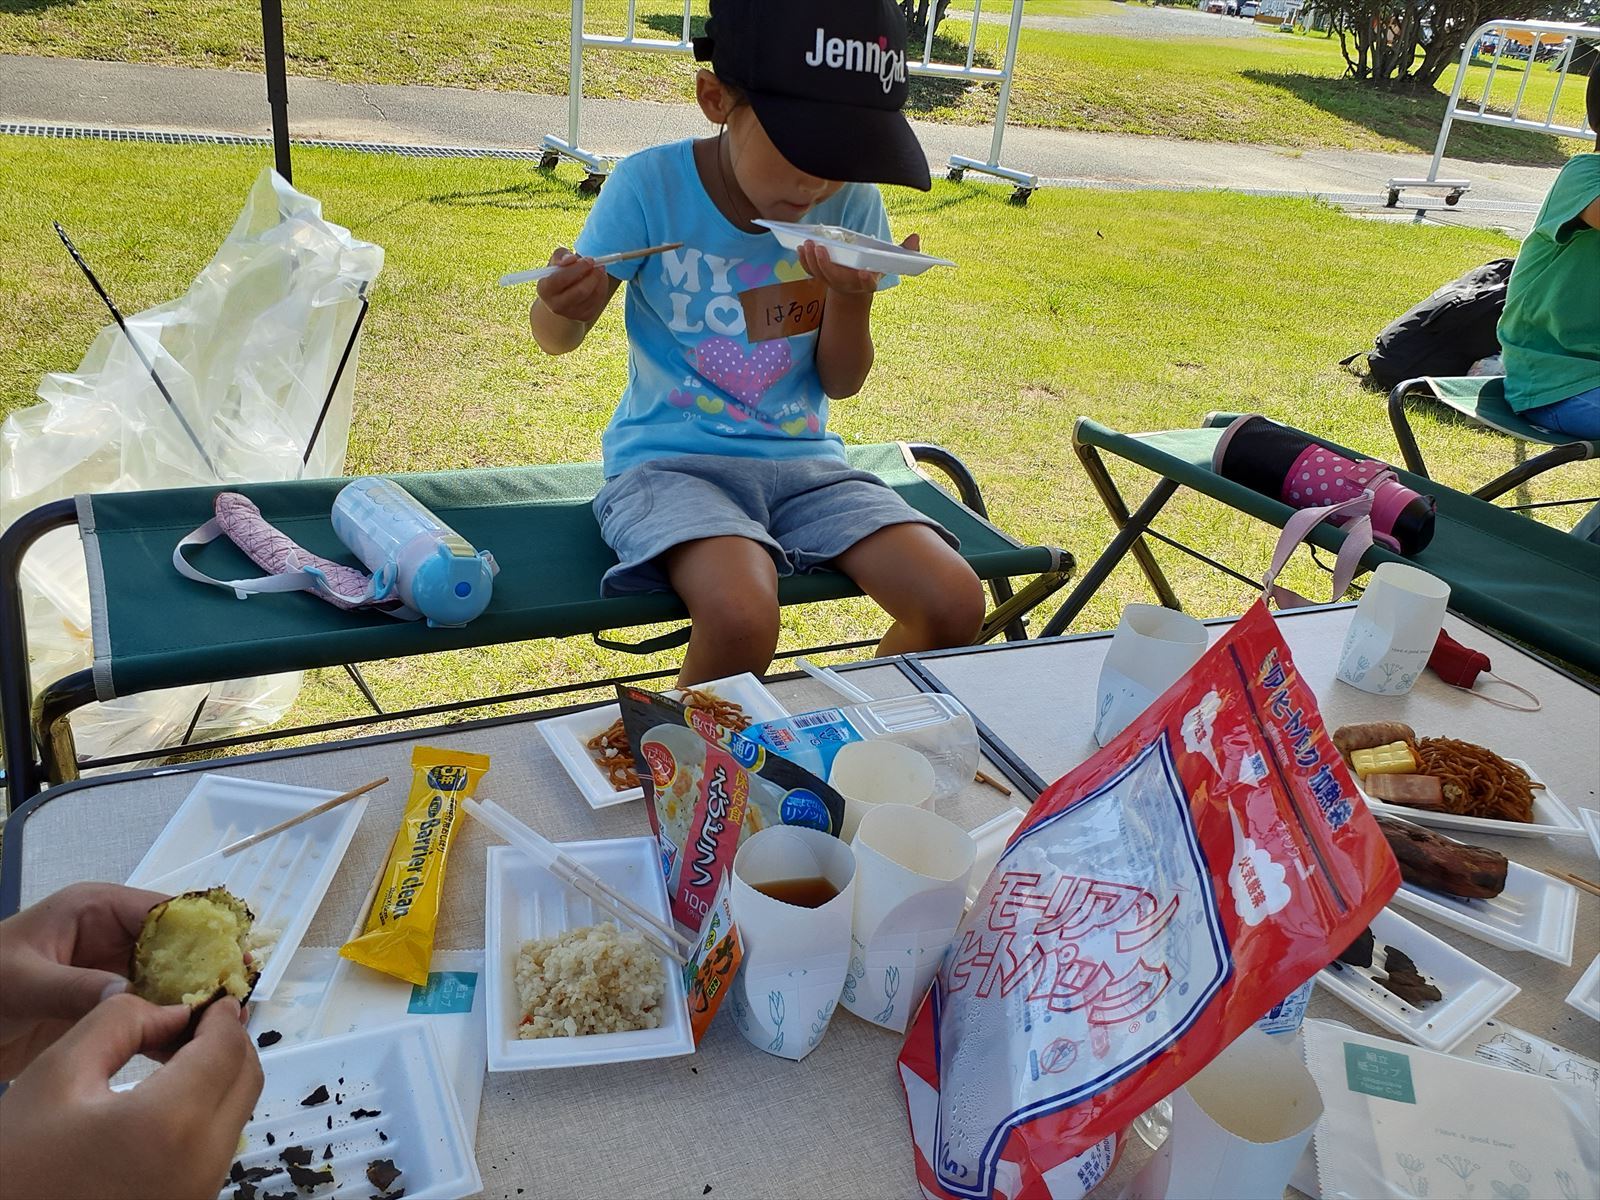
[1041,413,1600,677]
[0,443,1073,810]
[1388,376,1599,502]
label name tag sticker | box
[739,277,827,343]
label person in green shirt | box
[1496,64,1600,439]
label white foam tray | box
[1317,907,1519,1053]
[1358,758,1585,840]
[966,807,1029,909]
[484,838,694,1070]
[215,1019,480,1200]
[1568,955,1600,1023]
[127,774,369,1002]
[1579,808,1600,863]
[754,219,956,276]
[536,672,788,809]
[1388,848,1578,965]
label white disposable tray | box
[1580,807,1600,863]
[536,672,788,809]
[217,1019,481,1200]
[1568,955,1600,1023]
[754,219,956,276]
[1388,848,1578,965]
[1316,907,1519,1052]
[1358,758,1585,840]
[966,806,1029,908]
[484,838,694,1070]
[126,774,369,1002]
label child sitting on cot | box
[529,0,984,685]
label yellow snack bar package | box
[340,746,489,985]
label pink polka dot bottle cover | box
[1213,414,1436,555]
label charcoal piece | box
[365,1159,402,1192]
[1337,927,1375,969]
[237,1166,283,1184]
[323,1146,334,1162]
[377,1132,388,1143]
[300,1086,330,1107]
[350,1108,382,1119]
[285,1163,335,1190]
[232,1162,246,1183]
[263,1192,297,1200]
[256,1030,283,1048]
[265,1133,276,1147]
[234,1184,259,1200]
[280,1147,313,1167]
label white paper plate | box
[1357,759,1585,840]
[753,219,956,276]
[1388,850,1578,965]
[485,839,694,1070]
[1568,955,1600,1023]
[1579,808,1600,863]
[536,672,788,809]
[215,1019,481,1200]
[966,807,1029,909]
[1317,907,1519,1052]
[126,774,369,1002]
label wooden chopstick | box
[976,770,1013,797]
[220,777,388,858]
[1546,869,1600,899]
[591,241,682,268]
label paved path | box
[0,55,1555,234]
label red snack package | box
[897,602,1399,1200]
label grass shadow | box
[639,13,995,116]
[1241,70,1572,166]
[0,0,81,11]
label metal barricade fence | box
[1387,18,1598,207]
[540,0,1039,202]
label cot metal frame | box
[0,445,1073,811]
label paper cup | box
[1094,604,1209,746]
[1336,562,1450,696]
[829,741,936,842]
[1126,1027,1324,1200]
[841,805,975,1032]
[727,826,856,1061]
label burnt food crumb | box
[265,1133,276,1147]
[279,1147,313,1167]
[300,1085,330,1107]
[350,1108,381,1119]
[365,1159,402,1191]
[285,1163,335,1190]
[256,1030,283,1048]
[323,1146,334,1161]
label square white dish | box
[126,774,370,1002]
[1316,907,1519,1052]
[213,1019,480,1200]
[484,838,694,1070]
[1357,758,1585,840]
[1580,808,1600,862]
[1387,844,1578,965]
[753,219,956,276]
[1568,955,1600,1023]
[536,671,788,809]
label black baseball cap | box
[693,0,933,191]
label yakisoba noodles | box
[1414,736,1535,823]
[586,688,752,791]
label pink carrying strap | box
[1259,480,1390,603]
[173,492,410,616]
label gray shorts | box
[592,454,958,595]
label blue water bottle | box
[330,478,498,627]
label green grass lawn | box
[3,135,1594,744]
[0,0,1587,162]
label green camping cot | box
[1042,413,1600,675]
[1387,375,1599,501]
[0,443,1072,810]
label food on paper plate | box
[1332,723,1536,823]
[130,887,260,1009]
[1375,814,1507,899]
[587,687,752,792]
[514,922,665,1039]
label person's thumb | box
[39,993,191,1086]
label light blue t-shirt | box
[574,139,896,478]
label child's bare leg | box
[665,536,782,685]
[833,524,985,656]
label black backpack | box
[1347,258,1514,387]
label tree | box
[900,0,956,46]
[1324,0,1594,92]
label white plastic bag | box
[1,168,384,770]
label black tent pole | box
[261,0,292,181]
